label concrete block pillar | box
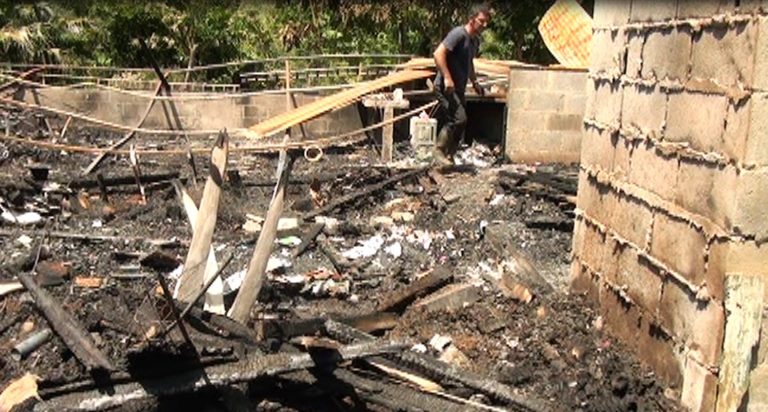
[572,1,768,410]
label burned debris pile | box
[0,107,682,412]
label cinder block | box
[593,1,631,27]
[548,70,588,92]
[625,31,645,78]
[571,216,587,259]
[570,261,601,302]
[627,141,679,201]
[642,27,693,81]
[586,221,621,279]
[508,110,546,131]
[621,84,667,138]
[706,238,768,302]
[675,160,727,227]
[630,0,679,22]
[659,281,725,366]
[509,69,550,90]
[564,94,587,115]
[612,137,633,182]
[580,126,615,173]
[594,81,623,125]
[584,78,597,120]
[650,213,708,285]
[507,90,530,111]
[527,92,565,111]
[590,29,627,77]
[666,91,728,154]
[576,171,601,215]
[744,92,768,166]
[722,98,751,163]
[733,169,768,241]
[681,357,718,412]
[560,130,584,155]
[750,16,768,91]
[677,0,732,18]
[598,284,643,353]
[635,316,684,386]
[614,243,663,312]
[612,194,654,249]
[690,22,757,88]
[546,113,583,131]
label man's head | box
[466,3,491,36]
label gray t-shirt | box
[435,26,479,95]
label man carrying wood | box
[432,3,491,168]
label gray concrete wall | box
[21,86,363,138]
[505,67,588,164]
[571,2,768,411]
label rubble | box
[0,103,682,411]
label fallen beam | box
[37,340,409,411]
[69,171,180,189]
[324,320,548,412]
[14,271,114,371]
[303,166,427,220]
[376,266,453,313]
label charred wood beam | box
[376,266,453,313]
[329,368,470,412]
[0,228,182,247]
[69,171,180,190]
[324,320,549,412]
[291,222,325,258]
[302,166,428,220]
[14,270,114,371]
[261,311,398,340]
[36,340,409,411]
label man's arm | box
[433,43,454,93]
[469,58,484,96]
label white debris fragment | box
[445,229,455,240]
[384,242,402,258]
[341,235,385,260]
[15,235,33,248]
[222,269,246,295]
[2,211,42,225]
[314,216,340,231]
[277,236,302,247]
[429,334,453,352]
[91,219,103,228]
[411,343,428,354]
[489,194,505,206]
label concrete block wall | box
[22,87,363,138]
[572,2,768,411]
[505,67,588,163]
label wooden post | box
[362,95,410,165]
[228,137,293,323]
[715,274,765,412]
[381,106,394,163]
[175,132,228,303]
[172,180,225,314]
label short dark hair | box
[469,3,492,19]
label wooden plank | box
[172,180,225,314]
[228,140,293,323]
[716,274,765,412]
[247,69,432,138]
[176,132,228,303]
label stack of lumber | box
[247,69,433,138]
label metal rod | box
[11,328,52,361]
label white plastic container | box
[409,117,437,147]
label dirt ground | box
[0,113,682,411]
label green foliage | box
[0,0,562,80]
